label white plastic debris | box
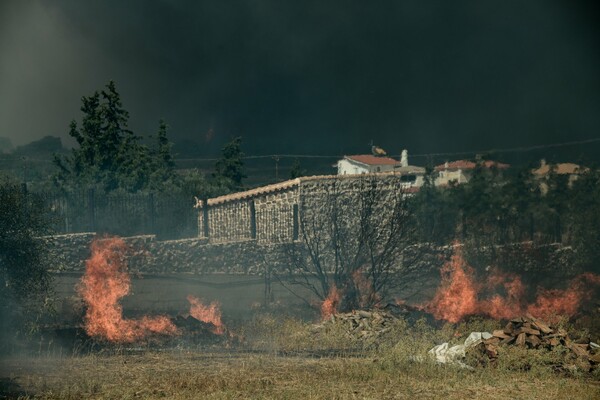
[428,332,492,368]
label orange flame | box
[421,246,600,323]
[352,269,381,308]
[526,273,600,321]
[482,269,527,320]
[78,237,178,342]
[321,284,341,320]
[187,295,225,334]
[423,248,479,322]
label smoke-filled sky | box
[0,0,598,159]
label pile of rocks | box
[473,315,600,372]
[312,310,399,340]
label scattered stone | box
[312,309,401,340]
[471,315,600,372]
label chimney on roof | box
[400,149,408,167]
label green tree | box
[451,161,506,241]
[179,169,233,199]
[500,167,539,242]
[289,158,307,179]
[214,136,246,190]
[543,165,571,242]
[54,81,176,192]
[146,120,177,190]
[568,167,600,272]
[0,177,53,350]
[411,166,458,244]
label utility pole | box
[273,155,280,181]
[21,156,28,184]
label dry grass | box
[2,315,599,399]
[2,351,599,400]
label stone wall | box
[45,232,576,280]
[42,232,97,272]
[45,233,580,321]
[201,182,300,244]
[47,233,155,272]
[254,190,299,243]
[46,233,270,275]
[197,173,412,246]
[207,201,252,242]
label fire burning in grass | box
[321,285,340,320]
[420,246,600,323]
[78,237,225,343]
[187,295,224,334]
[320,271,380,320]
[78,237,178,342]
[352,269,381,309]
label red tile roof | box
[532,163,588,176]
[435,160,510,171]
[201,172,415,206]
[345,155,400,166]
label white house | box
[336,150,426,188]
[336,154,400,175]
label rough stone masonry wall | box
[47,233,158,273]
[200,175,406,245]
[207,201,252,243]
[254,188,299,244]
[296,174,408,252]
[46,233,269,275]
[201,185,300,244]
[45,232,579,313]
[299,174,405,209]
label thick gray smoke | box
[0,0,599,159]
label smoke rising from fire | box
[79,237,225,342]
[421,246,600,323]
[2,1,598,158]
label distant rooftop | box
[344,155,400,166]
[532,162,588,176]
[435,160,510,171]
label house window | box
[376,167,381,172]
[400,175,416,183]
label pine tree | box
[289,158,307,179]
[54,81,176,192]
[147,120,177,190]
[214,137,246,190]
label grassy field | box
[2,315,599,399]
[2,351,600,399]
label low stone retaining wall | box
[46,233,272,275]
[45,233,576,283]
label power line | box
[1,137,598,163]
[172,137,600,161]
[409,137,600,158]
[174,154,340,162]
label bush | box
[0,177,54,351]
